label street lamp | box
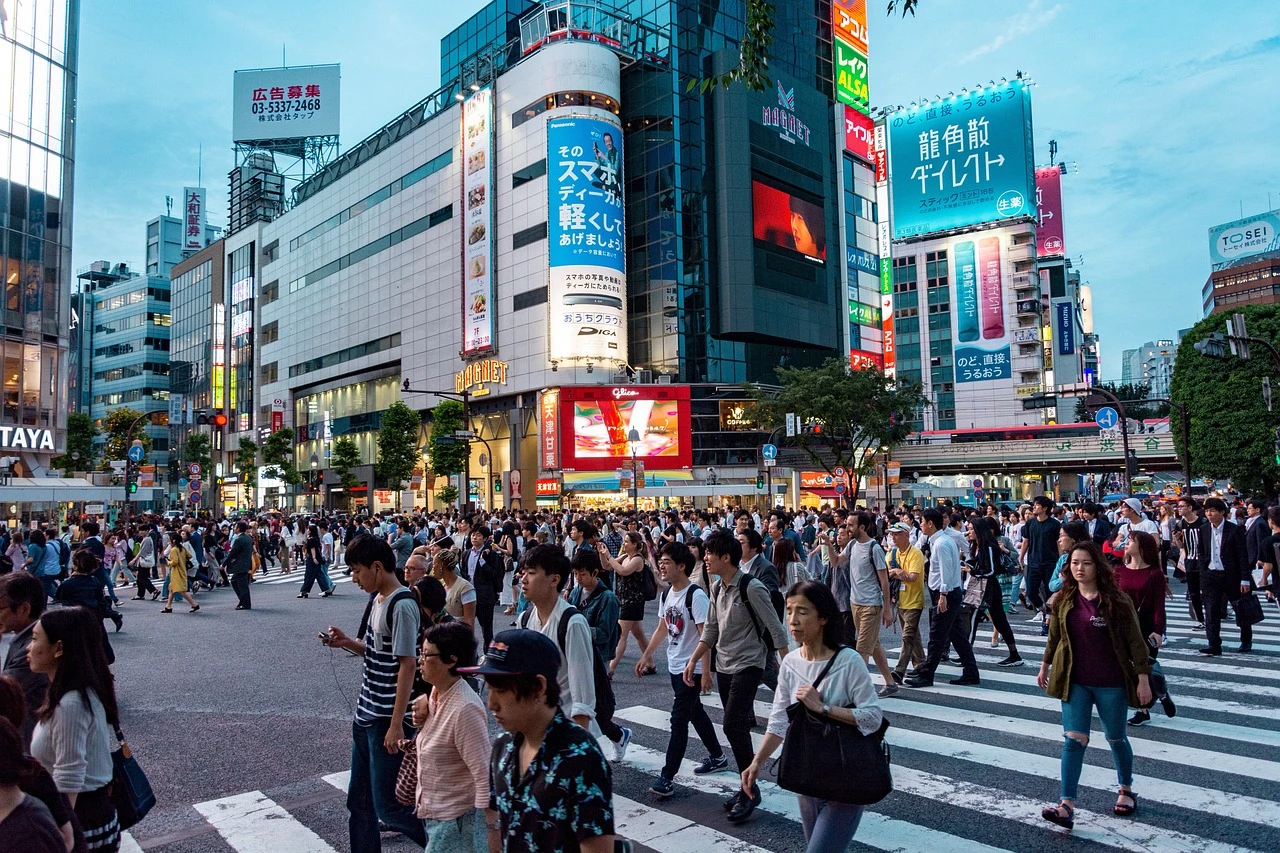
[402,379,474,511]
[310,453,320,513]
[627,427,641,512]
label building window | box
[260,362,278,383]
[512,159,547,188]
[428,205,454,227]
[261,280,279,305]
[512,222,547,250]
[261,321,278,344]
[513,286,548,311]
[511,91,620,129]
[289,333,401,378]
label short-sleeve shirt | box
[848,539,888,607]
[489,709,613,853]
[1022,517,1062,569]
[661,583,709,673]
[1066,594,1126,688]
[355,590,421,725]
[889,546,926,610]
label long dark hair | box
[772,536,799,568]
[1057,541,1126,630]
[37,606,119,726]
[786,580,843,651]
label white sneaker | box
[1025,613,1044,623]
[614,727,632,763]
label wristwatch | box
[821,703,831,716]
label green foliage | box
[1171,304,1280,495]
[261,428,302,486]
[749,358,929,492]
[427,399,467,476]
[377,401,423,493]
[53,412,97,475]
[236,438,259,505]
[1072,382,1170,423]
[330,436,363,493]
[437,484,459,508]
[100,407,151,467]
[181,432,212,473]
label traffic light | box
[1273,427,1280,466]
[756,473,765,491]
[1194,334,1228,359]
[801,419,824,435]
[128,480,138,494]
[211,410,228,428]
[493,476,502,494]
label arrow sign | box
[127,445,146,463]
[761,444,778,460]
[178,478,188,490]
[1094,406,1119,430]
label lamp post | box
[310,453,320,514]
[627,427,641,512]
[401,379,472,511]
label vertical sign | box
[842,107,875,164]
[540,388,560,470]
[875,120,894,376]
[182,187,206,252]
[461,88,495,356]
[951,232,1012,383]
[832,1,869,115]
[1035,167,1065,257]
[1056,301,1076,355]
[271,397,284,433]
[546,115,628,364]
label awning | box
[562,470,694,491]
[0,477,161,502]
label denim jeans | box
[348,718,425,853]
[301,559,333,594]
[798,796,864,852]
[39,574,59,602]
[1059,684,1133,801]
[423,808,486,853]
[93,567,119,603]
[663,673,723,780]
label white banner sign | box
[181,187,206,251]
[232,65,340,143]
[461,88,495,355]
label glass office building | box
[1,0,78,472]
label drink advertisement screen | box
[951,232,1012,383]
[888,80,1036,240]
[1035,167,1065,257]
[558,385,692,472]
[752,180,826,262]
[547,116,628,364]
[461,88,495,355]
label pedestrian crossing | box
[118,603,1280,852]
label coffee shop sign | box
[0,426,56,451]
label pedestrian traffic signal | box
[128,480,138,494]
[756,473,765,490]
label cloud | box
[959,1,1062,63]
[1118,32,1280,85]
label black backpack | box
[521,606,615,723]
[54,538,71,580]
[736,574,784,653]
[357,588,429,699]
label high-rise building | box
[1,0,79,475]
[1202,208,1280,315]
[1120,340,1175,399]
[146,212,220,277]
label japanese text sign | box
[834,38,869,114]
[1035,167,1065,257]
[232,65,340,143]
[182,187,206,252]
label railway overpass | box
[893,431,1180,476]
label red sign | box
[842,107,874,164]
[833,0,868,55]
[540,389,560,470]
[800,471,835,490]
[850,349,884,371]
[536,478,560,497]
[1035,167,1065,258]
[558,385,693,472]
[271,410,284,432]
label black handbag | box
[775,648,893,805]
[110,726,156,830]
[1231,592,1265,627]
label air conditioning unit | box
[637,369,653,384]
[656,374,673,385]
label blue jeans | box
[798,796,864,851]
[1060,684,1133,801]
[423,808,486,853]
[39,575,59,601]
[348,719,425,853]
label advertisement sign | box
[833,38,869,114]
[1209,209,1280,269]
[182,187,206,252]
[800,471,837,490]
[271,397,284,433]
[540,389,560,470]
[842,107,875,164]
[231,65,340,143]
[951,233,1012,383]
[850,349,884,371]
[888,80,1036,240]
[833,0,869,54]
[752,180,826,262]
[1015,384,1041,398]
[1012,327,1039,343]
[719,402,758,431]
[1034,167,1065,257]
[547,116,627,363]
[462,88,495,355]
[1055,300,1076,355]
[847,246,878,276]
[849,301,880,326]
[762,80,813,146]
[536,478,560,496]
[558,385,692,472]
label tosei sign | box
[1209,210,1280,269]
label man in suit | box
[1201,497,1254,654]
[1081,503,1114,546]
[1244,499,1270,584]
[464,525,507,646]
[226,521,255,610]
[0,572,49,747]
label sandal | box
[1114,790,1137,817]
[189,604,200,613]
[1041,801,1074,829]
[160,607,173,614]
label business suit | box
[465,543,506,645]
[1201,520,1252,653]
[1088,516,1115,547]
[1,623,48,748]
[226,532,255,609]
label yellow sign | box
[1015,384,1041,399]
[456,359,509,394]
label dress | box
[167,544,190,594]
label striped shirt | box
[413,678,491,820]
[355,589,420,725]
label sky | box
[71,0,1280,380]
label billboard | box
[232,65,340,143]
[833,38,869,114]
[833,0,869,54]
[182,187,206,252]
[547,116,627,364]
[1209,210,1280,269]
[1035,167,1065,257]
[888,80,1036,240]
[842,106,874,164]
[558,385,692,472]
[461,88,495,356]
[950,232,1012,383]
[1055,300,1076,356]
[752,180,826,262]
[540,389,560,471]
[875,120,895,376]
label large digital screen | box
[461,88,495,355]
[558,385,692,472]
[888,79,1036,240]
[950,232,1012,384]
[752,180,826,263]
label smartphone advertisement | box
[557,385,692,472]
[752,179,826,263]
[952,231,1012,383]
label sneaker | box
[650,777,675,798]
[1128,709,1150,727]
[989,638,1000,648]
[1159,693,1177,718]
[694,755,729,775]
[997,655,1025,667]
[877,684,900,698]
[1026,613,1045,623]
[891,671,904,685]
[1193,623,1205,631]
[613,727,632,763]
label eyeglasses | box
[419,652,444,659]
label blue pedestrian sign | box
[179,478,189,490]
[127,445,146,463]
[761,444,778,460]
[1094,407,1119,430]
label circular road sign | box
[189,479,202,493]
[189,492,202,505]
[1094,407,1120,430]
[188,463,201,477]
[834,481,847,495]
[178,478,188,490]
[974,488,986,502]
[834,466,846,478]
[761,444,778,460]
[127,445,146,463]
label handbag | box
[394,737,418,807]
[962,575,988,609]
[1231,591,1265,627]
[110,726,156,830]
[775,648,893,805]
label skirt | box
[77,784,120,852]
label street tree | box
[377,401,422,509]
[236,438,259,508]
[427,399,466,508]
[749,358,928,503]
[100,407,152,467]
[330,437,363,495]
[181,432,212,475]
[1171,304,1280,496]
[261,428,302,487]
[1073,381,1169,423]
[52,412,98,475]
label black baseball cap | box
[458,629,560,681]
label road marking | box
[119,832,144,853]
[614,794,778,853]
[194,790,340,853]
[321,771,349,791]
[997,636,1280,689]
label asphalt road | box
[18,568,1278,853]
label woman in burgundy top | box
[1119,532,1176,726]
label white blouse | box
[767,648,883,739]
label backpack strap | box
[356,587,414,645]
[683,584,697,616]
[736,574,773,649]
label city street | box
[18,571,1277,853]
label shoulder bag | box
[1231,591,1265,627]
[776,647,893,805]
[111,725,156,830]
